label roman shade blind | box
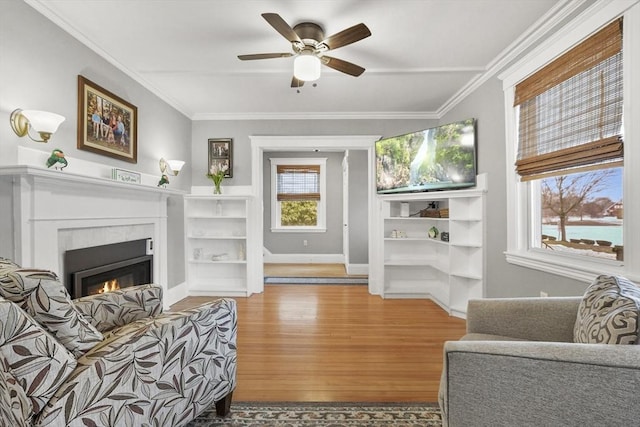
[276,165,321,201]
[514,19,623,181]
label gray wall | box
[191,119,437,186]
[262,151,344,255]
[439,77,587,297]
[0,0,191,288]
[192,119,437,263]
[348,150,369,264]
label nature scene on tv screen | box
[376,119,476,193]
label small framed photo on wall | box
[208,138,233,178]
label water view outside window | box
[539,167,623,261]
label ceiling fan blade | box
[237,53,293,60]
[322,56,365,77]
[262,13,302,44]
[320,23,371,51]
[291,76,305,88]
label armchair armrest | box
[37,298,237,427]
[73,284,163,333]
[442,341,640,426]
[466,297,582,342]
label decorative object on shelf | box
[10,109,65,143]
[157,174,169,187]
[237,244,245,261]
[207,164,227,194]
[211,253,228,261]
[390,230,407,238]
[46,149,68,170]
[193,248,203,260]
[428,226,439,239]
[77,75,138,163]
[400,202,410,217]
[208,138,233,178]
[112,168,141,184]
[158,158,185,187]
[441,232,450,242]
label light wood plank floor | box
[171,285,466,403]
[264,263,367,278]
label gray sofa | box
[439,276,640,427]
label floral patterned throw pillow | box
[0,260,104,357]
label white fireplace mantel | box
[0,165,185,309]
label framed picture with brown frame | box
[77,75,138,163]
[208,138,233,178]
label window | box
[270,158,326,232]
[501,2,639,282]
[516,19,623,262]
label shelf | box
[185,196,251,296]
[384,259,449,274]
[385,216,449,221]
[450,271,482,280]
[449,242,482,248]
[377,182,485,318]
[384,237,448,245]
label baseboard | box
[166,281,188,308]
[264,253,345,264]
[346,263,368,275]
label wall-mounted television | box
[375,118,477,194]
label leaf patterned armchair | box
[0,259,237,426]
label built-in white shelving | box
[184,195,252,296]
[375,175,487,318]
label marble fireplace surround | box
[0,165,183,309]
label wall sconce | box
[10,109,65,143]
[158,158,185,187]
[159,158,185,176]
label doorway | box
[249,135,379,295]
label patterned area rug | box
[187,402,442,426]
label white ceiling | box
[28,0,566,120]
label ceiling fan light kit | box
[238,13,371,87]
[294,53,321,81]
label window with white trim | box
[270,158,327,232]
[501,2,640,282]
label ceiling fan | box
[238,13,371,88]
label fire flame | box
[99,279,120,294]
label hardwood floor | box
[263,263,367,278]
[171,284,467,403]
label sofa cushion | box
[574,275,640,345]
[0,265,103,357]
[0,297,76,417]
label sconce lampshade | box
[159,158,185,176]
[166,159,185,175]
[294,54,321,82]
[10,109,65,143]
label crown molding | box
[24,0,193,119]
[191,111,439,121]
[438,0,587,117]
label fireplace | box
[64,239,153,299]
